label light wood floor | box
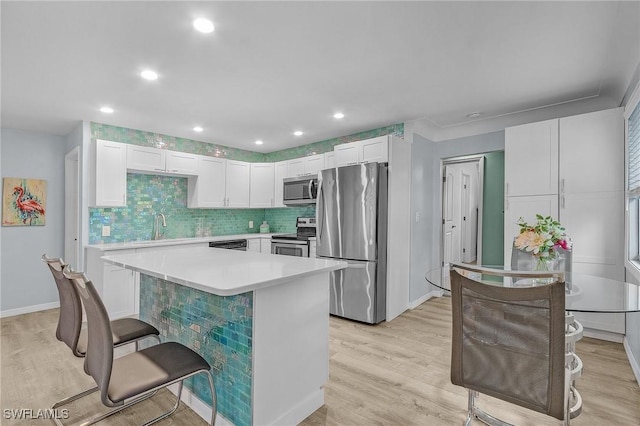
[2,297,639,425]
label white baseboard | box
[624,337,640,386]
[409,290,443,310]
[582,327,624,343]
[272,388,324,425]
[0,301,59,318]
[167,383,232,426]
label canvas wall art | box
[2,178,47,226]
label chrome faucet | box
[153,213,166,240]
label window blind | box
[628,102,640,196]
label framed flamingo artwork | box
[2,177,47,226]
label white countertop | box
[87,233,282,252]
[101,246,346,296]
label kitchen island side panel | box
[139,273,253,426]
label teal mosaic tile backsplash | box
[91,122,265,162]
[139,274,253,426]
[88,122,401,243]
[89,174,266,244]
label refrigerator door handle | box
[317,178,325,241]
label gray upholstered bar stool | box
[63,266,217,426]
[42,254,161,422]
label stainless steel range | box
[271,217,316,257]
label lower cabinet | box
[248,239,261,253]
[102,264,138,319]
[86,248,138,320]
[260,238,272,254]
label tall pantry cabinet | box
[504,108,624,333]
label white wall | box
[408,130,504,306]
[1,128,67,315]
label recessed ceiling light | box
[466,112,482,118]
[294,131,304,136]
[255,140,264,145]
[100,106,114,113]
[140,69,158,81]
[193,18,214,33]
[333,112,345,119]
[193,126,203,132]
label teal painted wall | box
[481,151,505,265]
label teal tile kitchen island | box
[103,246,346,426]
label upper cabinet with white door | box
[188,155,226,208]
[504,108,624,281]
[334,135,389,167]
[126,145,198,175]
[224,160,251,207]
[250,163,275,207]
[188,157,250,208]
[273,161,288,207]
[504,119,559,197]
[286,154,325,177]
[90,139,128,207]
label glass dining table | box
[425,264,640,313]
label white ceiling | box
[2,1,639,151]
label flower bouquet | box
[514,214,572,271]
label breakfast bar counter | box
[102,246,346,426]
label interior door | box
[442,166,461,265]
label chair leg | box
[139,381,184,426]
[467,390,515,426]
[206,370,217,426]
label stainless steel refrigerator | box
[316,162,388,324]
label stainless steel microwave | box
[283,175,318,205]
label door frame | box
[440,155,485,266]
[65,147,81,267]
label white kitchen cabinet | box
[559,108,624,194]
[503,194,559,263]
[165,151,198,175]
[304,154,325,176]
[503,108,625,336]
[334,135,389,167]
[91,139,127,207]
[260,238,272,254]
[286,155,324,177]
[273,161,288,207]
[308,237,317,258]
[188,155,226,208]
[225,160,251,207]
[287,158,305,177]
[248,238,261,253]
[188,157,250,208]
[126,144,165,172]
[250,163,275,207]
[334,142,360,166]
[86,248,137,319]
[324,151,336,169]
[127,144,198,175]
[505,119,559,197]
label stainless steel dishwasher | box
[208,239,248,251]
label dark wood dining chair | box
[63,265,217,426]
[449,263,582,425]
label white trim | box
[167,383,232,426]
[625,259,640,284]
[0,301,60,318]
[624,80,640,120]
[623,337,640,386]
[409,290,443,310]
[582,328,624,343]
